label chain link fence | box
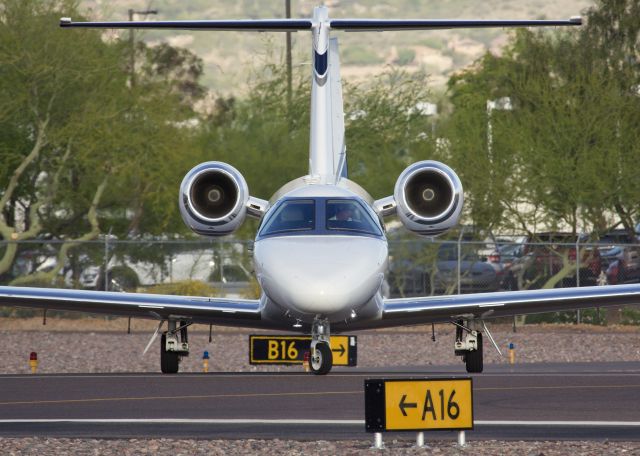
[1,237,639,324]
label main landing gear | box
[309,318,332,375]
[453,319,483,373]
[160,320,191,374]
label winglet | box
[569,16,582,25]
[60,17,72,27]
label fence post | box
[104,234,109,291]
[576,238,581,324]
[457,236,462,295]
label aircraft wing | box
[367,284,640,330]
[0,286,276,330]
[59,18,580,32]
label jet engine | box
[393,160,463,236]
[179,161,249,236]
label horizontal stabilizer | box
[60,17,581,32]
[59,18,312,31]
[330,18,582,31]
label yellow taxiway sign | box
[249,335,357,366]
[365,378,473,432]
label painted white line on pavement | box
[0,419,640,427]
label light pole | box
[486,97,513,164]
[128,8,158,88]
[413,101,438,137]
[285,0,292,109]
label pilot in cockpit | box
[332,204,354,222]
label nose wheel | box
[309,318,332,375]
[309,342,333,375]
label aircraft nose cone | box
[255,236,387,315]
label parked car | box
[503,232,601,290]
[432,243,503,294]
[387,237,502,297]
[597,230,640,285]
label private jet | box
[1,6,638,375]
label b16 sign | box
[249,335,357,366]
[365,378,473,432]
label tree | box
[444,0,640,237]
[0,0,203,285]
[197,63,437,209]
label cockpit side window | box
[326,199,382,235]
[260,199,315,235]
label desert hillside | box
[80,0,595,92]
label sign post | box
[365,378,473,448]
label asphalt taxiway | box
[1,362,639,441]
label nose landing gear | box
[309,318,332,375]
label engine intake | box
[179,162,249,236]
[394,160,463,236]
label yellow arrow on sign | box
[329,336,351,365]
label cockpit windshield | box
[326,199,381,235]
[258,197,382,238]
[260,199,315,235]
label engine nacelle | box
[394,160,463,236]
[179,161,249,236]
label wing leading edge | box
[0,286,279,330]
[361,284,640,330]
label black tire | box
[309,342,333,375]
[160,333,179,374]
[465,333,483,373]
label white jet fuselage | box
[253,185,388,323]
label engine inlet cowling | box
[179,161,249,236]
[394,160,463,236]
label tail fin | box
[329,38,347,180]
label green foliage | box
[525,308,606,325]
[444,0,640,235]
[197,61,437,208]
[395,48,416,66]
[621,307,640,325]
[0,0,210,284]
[143,280,217,297]
[344,70,437,199]
[342,46,384,66]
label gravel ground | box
[1,319,639,374]
[0,437,638,455]
[1,318,639,454]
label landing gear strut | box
[309,318,332,375]
[453,319,483,373]
[160,320,191,374]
